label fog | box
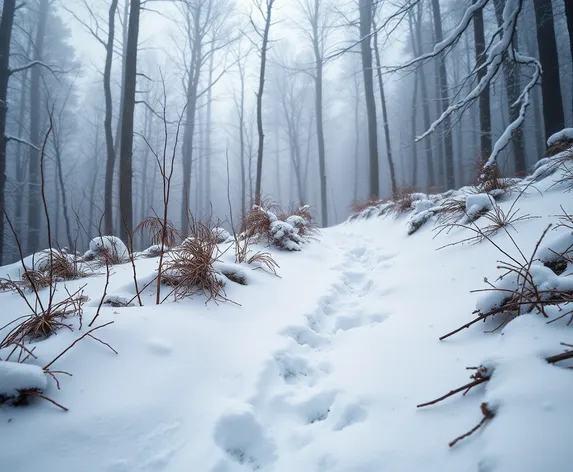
[0,0,571,262]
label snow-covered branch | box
[412,0,536,168]
[386,0,489,72]
[5,135,41,152]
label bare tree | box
[252,0,276,204]
[472,0,491,158]
[532,0,565,141]
[119,0,141,244]
[27,0,50,254]
[430,0,455,190]
[0,0,17,263]
[359,0,379,198]
[298,0,332,225]
[373,5,396,195]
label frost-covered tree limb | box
[409,0,539,169]
[5,134,42,152]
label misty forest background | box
[0,0,571,264]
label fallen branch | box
[449,402,494,447]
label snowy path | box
[2,178,573,472]
[211,233,397,471]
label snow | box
[465,193,493,219]
[85,235,130,262]
[547,128,573,147]
[0,361,47,400]
[1,159,573,471]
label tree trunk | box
[565,0,573,123]
[254,0,275,204]
[493,0,526,172]
[411,5,436,189]
[472,0,491,158]
[118,0,141,245]
[430,0,455,191]
[114,0,130,159]
[411,68,419,187]
[205,43,215,209]
[0,0,17,263]
[359,0,379,198]
[352,66,361,201]
[373,21,397,195]
[238,64,246,220]
[27,0,49,254]
[180,11,202,237]
[532,0,565,141]
[104,0,119,234]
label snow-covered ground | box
[1,156,573,471]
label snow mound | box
[547,128,573,147]
[0,361,47,402]
[84,236,129,263]
[465,193,493,220]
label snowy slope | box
[1,158,573,471]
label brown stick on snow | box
[416,376,489,408]
[449,403,494,447]
[43,321,115,371]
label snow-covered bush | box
[546,128,573,156]
[242,203,313,250]
[84,236,129,264]
[0,361,47,406]
[270,221,304,251]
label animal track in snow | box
[213,408,277,470]
[296,390,338,425]
[282,325,328,349]
[333,403,368,431]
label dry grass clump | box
[136,216,180,248]
[390,186,419,214]
[546,140,573,157]
[350,196,382,214]
[40,251,90,281]
[162,220,227,302]
[234,234,280,276]
[434,197,467,223]
[472,156,518,198]
[0,288,87,353]
[242,205,274,241]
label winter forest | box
[0,0,571,262]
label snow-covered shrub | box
[84,236,129,265]
[0,361,47,406]
[407,210,435,235]
[242,203,312,250]
[546,128,573,156]
[270,221,304,251]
